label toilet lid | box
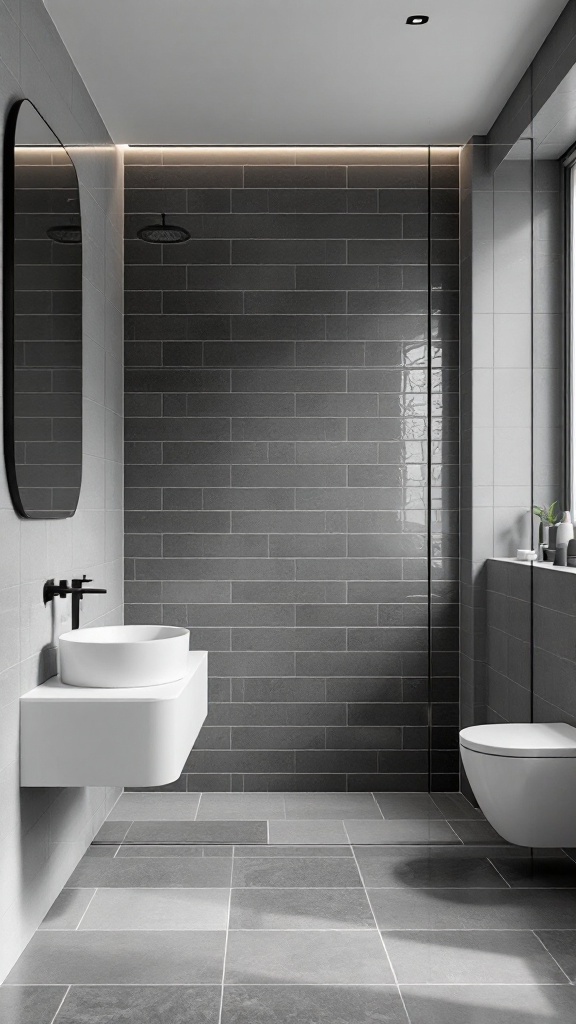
[460,722,576,757]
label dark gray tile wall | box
[486,560,576,728]
[124,147,459,792]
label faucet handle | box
[72,575,93,588]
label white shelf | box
[20,651,208,788]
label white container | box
[59,624,190,688]
[556,511,574,548]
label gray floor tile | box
[232,856,362,888]
[368,887,576,930]
[39,888,96,929]
[345,820,458,845]
[229,887,375,929]
[79,887,230,930]
[125,820,267,844]
[431,793,484,819]
[92,820,131,844]
[536,931,576,982]
[197,793,286,819]
[375,794,444,819]
[284,794,382,819]
[383,929,568,984]
[0,986,67,1024]
[116,844,233,858]
[400,984,576,1024]
[221,985,408,1024]
[108,793,201,820]
[448,820,509,844]
[354,848,507,888]
[55,985,221,1024]
[489,855,576,888]
[268,819,348,845]
[235,844,353,857]
[85,844,117,857]
[5,931,226,984]
[224,930,394,984]
[66,855,232,888]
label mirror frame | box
[3,98,83,519]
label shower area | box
[123,146,460,797]
[462,118,567,745]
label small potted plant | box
[532,501,559,555]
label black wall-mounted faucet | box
[43,575,107,630]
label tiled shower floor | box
[3,793,576,1023]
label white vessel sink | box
[59,625,190,688]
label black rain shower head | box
[137,212,190,244]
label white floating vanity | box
[20,651,207,788]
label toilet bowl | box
[460,722,576,847]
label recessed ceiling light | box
[407,15,429,25]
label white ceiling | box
[45,0,569,146]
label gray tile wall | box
[486,559,576,728]
[460,0,566,752]
[124,146,459,793]
[0,0,123,981]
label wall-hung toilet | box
[460,722,576,847]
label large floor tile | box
[383,929,568,984]
[54,985,221,1024]
[268,819,348,845]
[79,887,230,930]
[92,820,131,844]
[39,888,96,929]
[368,887,576,930]
[221,985,408,1024]
[0,986,67,1024]
[448,820,509,844]
[196,793,286,820]
[536,931,576,982]
[284,794,382,819]
[85,844,117,857]
[108,793,201,821]
[224,930,394,984]
[125,820,267,845]
[354,847,507,888]
[116,844,233,858]
[374,794,444,820]
[229,887,375,929]
[232,856,362,888]
[234,844,353,857]
[489,855,576,888]
[66,855,232,888]
[431,793,484,820]
[345,820,458,845]
[5,931,226,984]
[400,984,576,1024]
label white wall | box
[0,0,123,980]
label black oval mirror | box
[3,99,82,519]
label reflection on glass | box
[5,99,82,518]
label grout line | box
[349,843,411,1024]
[443,820,464,845]
[532,930,573,984]
[217,887,233,1022]
[75,889,99,930]
[49,984,70,1024]
[14,981,576,988]
[486,858,512,889]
